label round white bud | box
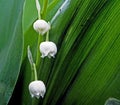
[33,20,50,35]
[29,80,46,99]
[40,41,57,58]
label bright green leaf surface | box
[0,0,24,104]
[11,0,120,105]
[62,1,120,105]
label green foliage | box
[0,0,24,104]
[1,0,120,105]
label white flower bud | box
[29,80,46,99]
[40,41,57,58]
[33,20,50,35]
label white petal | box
[31,94,34,98]
[40,41,57,58]
[36,93,40,99]
[33,20,50,35]
[29,80,46,99]
[41,94,44,98]
[36,92,40,96]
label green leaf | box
[0,0,24,104]
[61,1,120,105]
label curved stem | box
[33,63,38,80]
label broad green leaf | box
[46,0,65,21]
[0,0,24,104]
[61,1,120,105]
[23,0,37,33]
[42,0,109,105]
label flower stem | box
[46,31,49,41]
[33,63,38,80]
[42,0,48,18]
[36,34,42,69]
[38,11,41,19]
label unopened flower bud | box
[29,80,46,99]
[33,20,50,35]
[40,41,57,58]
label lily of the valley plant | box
[1,0,120,105]
[28,0,57,99]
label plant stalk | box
[42,0,48,18]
